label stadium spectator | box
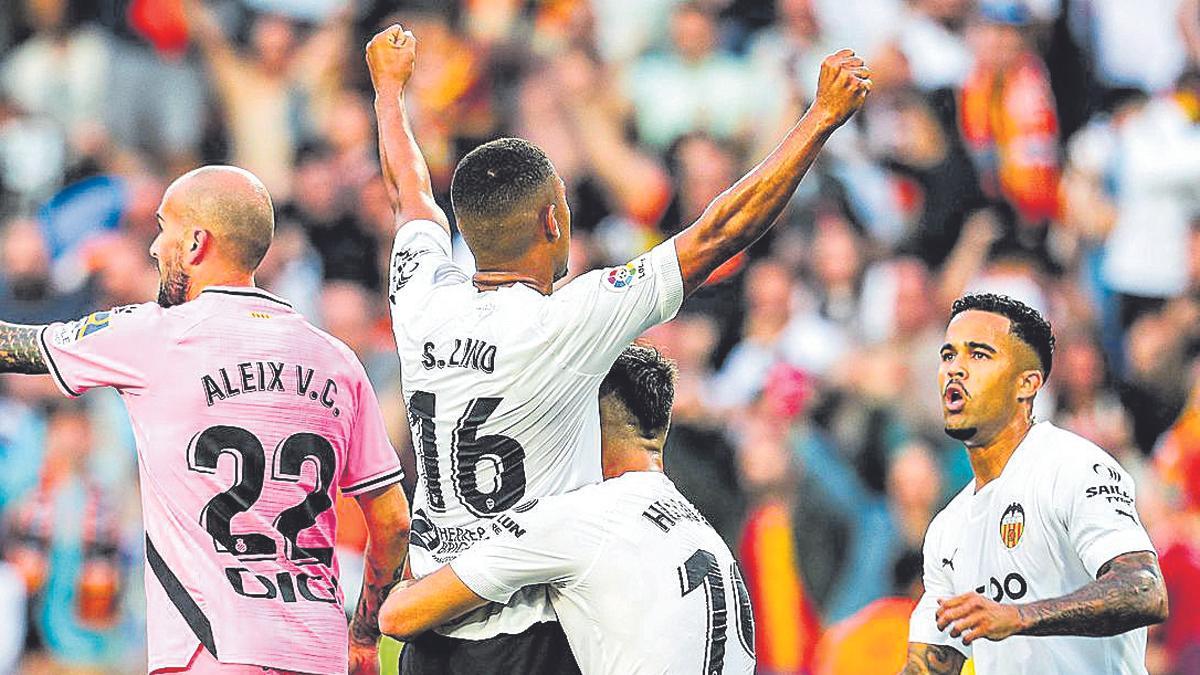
[183,0,350,200]
[959,3,1061,224]
[623,2,760,149]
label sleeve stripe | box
[37,327,81,398]
[342,468,405,495]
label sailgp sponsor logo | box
[1092,463,1122,482]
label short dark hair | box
[450,138,557,224]
[950,293,1055,377]
[600,344,677,438]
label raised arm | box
[935,551,1167,644]
[0,321,48,375]
[673,50,870,295]
[348,484,411,674]
[181,0,243,94]
[900,643,965,674]
[365,25,450,234]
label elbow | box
[1133,567,1170,627]
[1149,578,1169,626]
[378,596,422,642]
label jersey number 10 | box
[408,391,527,517]
[679,549,756,674]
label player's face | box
[552,177,571,282]
[938,311,1026,445]
[150,193,191,308]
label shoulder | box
[926,484,972,543]
[299,321,370,380]
[391,219,452,258]
[552,251,664,303]
[1034,422,1120,473]
[46,302,163,347]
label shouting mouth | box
[944,383,967,414]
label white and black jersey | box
[451,472,756,675]
[388,220,685,640]
[909,421,1158,674]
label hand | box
[366,24,417,95]
[935,592,1024,645]
[810,49,872,129]
[348,636,380,675]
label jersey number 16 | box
[408,391,527,517]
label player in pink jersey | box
[0,166,410,675]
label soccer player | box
[0,166,410,675]
[366,24,869,673]
[378,344,756,674]
[904,293,1169,674]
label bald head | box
[163,166,275,272]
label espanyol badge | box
[1000,502,1025,549]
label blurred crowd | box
[0,0,1199,672]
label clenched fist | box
[366,24,417,95]
[811,49,872,128]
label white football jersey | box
[909,421,1157,674]
[451,472,756,675]
[388,220,684,639]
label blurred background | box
[0,0,1198,672]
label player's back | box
[388,220,684,639]
[40,287,402,674]
[451,472,756,674]
[567,473,756,674]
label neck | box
[473,253,556,295]
[601,444,665,480]
[967,412,1034,492]
[187,270,256,302]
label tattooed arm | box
[1017,550,1167,636]
[0,321,48,375]
[935,551,1168,644]
[900,643,966,674]
[349,484,410,672]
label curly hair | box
[599,344,678,437]
[951,293,1055,377]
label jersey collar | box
[199,285,293,308]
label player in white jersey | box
[0,166,410,674]
[378,344,756,674]
[365,24,869,673]
[904,293,1169,674]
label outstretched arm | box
[672,50,871,295]
[348,484,411,674]
[378,565,488,641]
[365,25,450,234]
[0,321,48,375]
[935,551,1167,644]
[900,643,966,675]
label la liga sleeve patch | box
[603,257,649,292]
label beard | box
[944,425,978,442]
[156,257,191,308]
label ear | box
[1016,369,1045,403]
[183,229,213,266]
[540,203,561,243]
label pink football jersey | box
[37,287,403,675]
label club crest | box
[1000,502,1025,549]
